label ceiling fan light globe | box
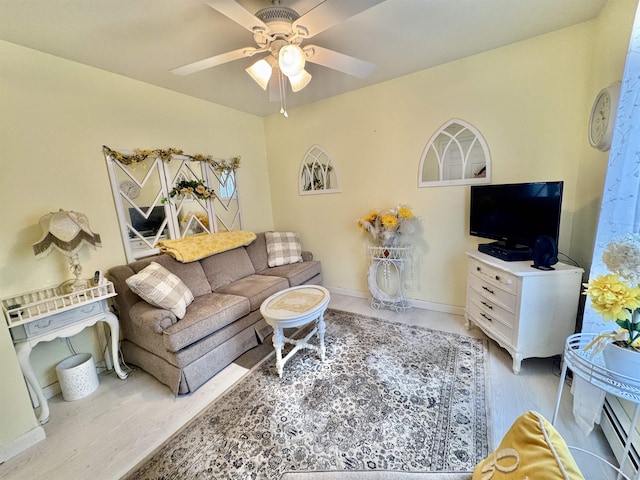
[289,69,312,92]
[245,59,272,90]
[279,44,305,77]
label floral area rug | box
[125,309,491,480]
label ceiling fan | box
[170,0,384,111]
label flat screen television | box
[128,206,166,238]
[469,181,563,261]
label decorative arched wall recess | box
[299,145,341,195]
[418,119,491,187]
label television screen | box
[128,206,167,238]
[470,181,563,251]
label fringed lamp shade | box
[33,210,101,258]
[32,210,101,292]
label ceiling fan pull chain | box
[279,69,288,118]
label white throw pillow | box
[265,231,303,267]
[126,262,194,319]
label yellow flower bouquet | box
[357,205,416,247]
[583,234,640,352]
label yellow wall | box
[0,40,273,451]
[0,0,636,458]
[264,0,636,309]
[265,24,588,307]
[570,0,639,271]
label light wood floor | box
[0,294,618,479]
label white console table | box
[1,282,128,424]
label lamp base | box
[59,278,92,294]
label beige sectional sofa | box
[108,232,321,394]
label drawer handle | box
[495,275,500,281]
[481,286,495,295]
[480,300,493,310]
[480,312,493,322]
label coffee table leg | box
[272,327,285,378]
[317,313,326,362]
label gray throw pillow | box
[126,262,194,319]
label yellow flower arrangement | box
[584,233,640,350]
[357,204,417,246]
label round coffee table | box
[260,285,330,377]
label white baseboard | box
[0,425,46,463]
[326,287,465,316]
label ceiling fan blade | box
[203,0,268,33]
[170,48,255,76]
[293,0,385,38]
[304,45,375,79]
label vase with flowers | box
[357,205,417,247]
[583,233,640,378]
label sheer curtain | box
[582,6,640,473]
[582,11,640,334]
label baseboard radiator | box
[601,396,640,478]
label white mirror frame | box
[104,148,242,262]
[418,119,491,187]
[299,145,341,195]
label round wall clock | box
[588,81,621,152]
[119,180,140,199]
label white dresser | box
[465,251,584,373]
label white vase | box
[602,341,640,381]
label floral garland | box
[161,179,215,204]
[103,146,240,173]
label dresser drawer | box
[10,301,107,341]
[468,258,517,294]
[468,292,514,344]
[468,273,517,313]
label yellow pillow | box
[473,411,584,480]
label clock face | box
[588,82,620,152]
[119,180,140,199]
[589,92,610,146]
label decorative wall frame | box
[299,145,341,195]
[418,119,491,187]
[103,146,242,262]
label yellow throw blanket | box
[158,231,257,263]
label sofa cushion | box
[258,260,322,287]
[126,262,194,319]
[162,292,251,352]
[245,231,269,272]
[217,274,289,311]
[200,247,256,291]
[265,231,303,267]
[152,254,212,297]
[472,411,583,480]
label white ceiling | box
[0,0,607,117]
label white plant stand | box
[553,333,639,480]
[1,282,128,424]
[366,246,412,312]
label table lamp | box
[32,209,102,292]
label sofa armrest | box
[129,301,177,334]
[301,251,313,261]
